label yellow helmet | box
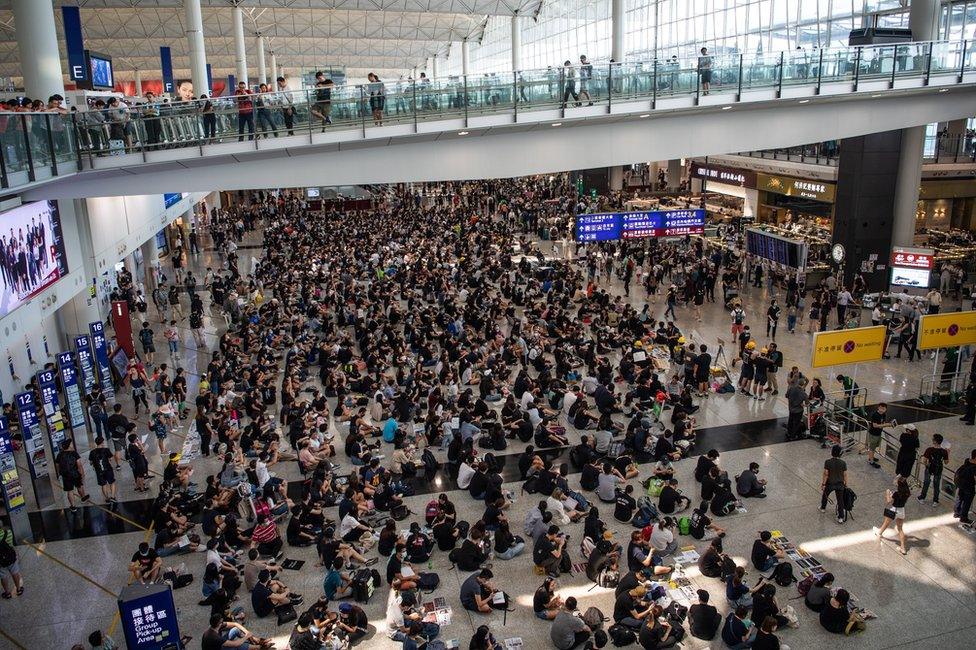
[760,347,768,354]
[746,341,756,350]
[677,336,686,344]
[634,340,643,348]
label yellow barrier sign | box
[811,325,887,368]
[917,310,976,350]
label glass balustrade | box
[0,40,971,191]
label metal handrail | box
[0,38,974,190]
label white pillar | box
[611,0,625,62]
[743,188,760,219]
[184,0,209,96]
[461,40,471,76]
[256,35,267,86]
[609,166,624,191]
[892,0,940,248]
[412,67,418,80]
[12,0,64,101]
[667,159,683,190]
[511,15,522,72]
[233,6,248,85]
[431,56,439,79]
[134,69,143,95]
[270,52,278,82]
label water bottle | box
[428,558,433,571]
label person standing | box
[874,476,911,555]
[953,449,976,525]
[0,524,24,599]
[276,76,295,135]
[55,439,90,513]
[88,436,118,504]
[836,286,852,328]
[917,433,948,506]
[698,47,713,95]
[234,81,255,141]
[785,377,808,440]
[895,424,920,478]
[820,445,848,524]
[561,61,579,107]
[962,380,976,425]
[865,402,894,469]
[925,287,942,314]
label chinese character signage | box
[576,209,705,243]
[890,247,934,270]
[917,310,976,351]
[75,335,97,395]
[118,583,182,650]
[0,417,25,512]
[15,391,48,479]
[57,352,87,430]
[758,173,836,203]
[811,326,887,368]
[90,321,116,401]
[37,369,68,456]
[690,162,757,188]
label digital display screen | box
[890,266,930,288]
[89,54,114,89]
[0,201,69,319]
[576,209,705,242]
[746,229,806,268]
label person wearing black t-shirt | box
[129,542,161,583]
[918,433,949,505]
[657,479,690,515]
[688,590,721,640]
[88,436,117,503]
[614,485,637,523]
[533,576,561,620]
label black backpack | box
[843,487,857,512]
[608,624,637,647]
[772,562,796,587]
[421,449,439,481]
[0,537,16,568]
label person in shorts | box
[106,403,131,469]
[138,322,156,365]
[0,524,24,598]
[55,439,90,512]
[88,436,117,503]
[867,403,895,469]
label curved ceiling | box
[0,0,544,81]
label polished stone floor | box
[3,225,974,650]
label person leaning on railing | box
[141,91,162,148]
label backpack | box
[645,479,664,497]
[608,624,637,647]
[843,487,857,512]
[772,562,796,587]
[424,500,441,525]
[0,536,16,567]
[583,606,608,629]
[797,575,816,597]
[569,445,587,469]
[417,572,440,592]
[421,449,439,481]
[390,503,410,521]
[631,496,659,528]
[597,568,619,589]
[677,517,691,536]
[579,536,596,561]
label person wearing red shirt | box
[235,81,255,141]
[250,514,282,558]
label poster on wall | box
[118,583,182,650]
[15,391,48,479]
[0,200,70,319]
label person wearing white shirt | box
[649,518,678,556]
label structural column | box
[270,52,278,82]
[255,34,267,86]
[12,0,65,101]
[431,56,439,79]
[667,159,683,190]
[609,166,624,192]
[134,69,143,95]
[611,0,625,62]
[184,0,209,95]
[891,0,940,248]
[461,40,471,77]
[233,5,248,86]
[511,14,522,72]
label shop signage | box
[0,417,25,513]
[15,391,48,479]
[690,162,757,188]
[811,325,887,368]
[890,248,934,269]
[57,352,87,430]
[917,311,976,351]
[758,173,836,203]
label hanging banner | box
[57,352,87,430]
[112,300,135,358]
[37,369,68,460]
[62,6,88,83]
[226,75,236,96]
[0,417,26,513]
[118,583,182,650]
[160,46,174,94]
[90,321,116,401]
[917,310,976,351]
[15,391,48,479]
[206,63,213,92]
[75,335,97,395]
[811,325,887,368]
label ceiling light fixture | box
[639,113,650,118]
[458,130,469,135]
[939,88,949,93]
[721,106,732,110]
[551,122,562,127]
[798,99,810,104]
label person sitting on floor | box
[750,530,785,573]
[736,462,767,498]
[688,589,722,641]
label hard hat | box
[746,341,756,350]
[760,347,768,354]
[677,336,686,344]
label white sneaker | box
[837,517,845,524]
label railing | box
[738,133,976,166]
[1,39,975,191]
[917,368,969,406]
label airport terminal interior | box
[3,1,976,649]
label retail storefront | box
[689,161,759,220]
[756,172,836,226]
[918,179,976,231]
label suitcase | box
[351,568,380,603]
[108,139,126,156]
